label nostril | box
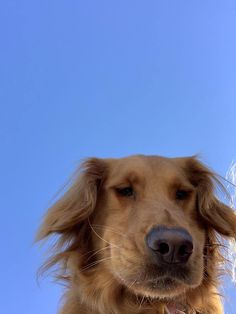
[179,245,188,256]
[178,242,193,257]
[157,242,169,255]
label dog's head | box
[38,155,236,302]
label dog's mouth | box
[115,263,193,298]
[143,276,179,290]
[116,274,188,303]
[130,276,182,298]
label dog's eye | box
[176,190,189,200]
[116,187,134,197]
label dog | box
[37,155,236,313]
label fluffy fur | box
[37,155,236,314]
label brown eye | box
[116,187,134,197]
[176,190,189,200]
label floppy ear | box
[37,157,107,241]
[180,157,236,238]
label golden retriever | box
[37,155,236,313]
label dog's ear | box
[37,158,107,241]
[176,157,236,238]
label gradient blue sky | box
[1,1,236,313]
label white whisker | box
[81,256,113,272]
[86,246,119,262]
[91,224,129,238]
[88,218,121,249]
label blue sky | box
[0,1,236,313]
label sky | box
[0,1,236,313]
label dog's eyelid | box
[178,186,194,193]
[115,186,134,197]
[110,182,135,197]
[175,188,194,200]
[109,182,131,190]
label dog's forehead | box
[106,155,186,183]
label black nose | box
[146,226,193,264]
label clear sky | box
[0,1,236,313]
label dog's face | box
[93,156,206,299]
[38,155,236,303]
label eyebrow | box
[170,177,195,191]
[106,171,143,188]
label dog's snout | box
[146,226,193,264]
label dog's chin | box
[127,277,187,299]
[115,271,199,300]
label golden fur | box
[37,155,236,314]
